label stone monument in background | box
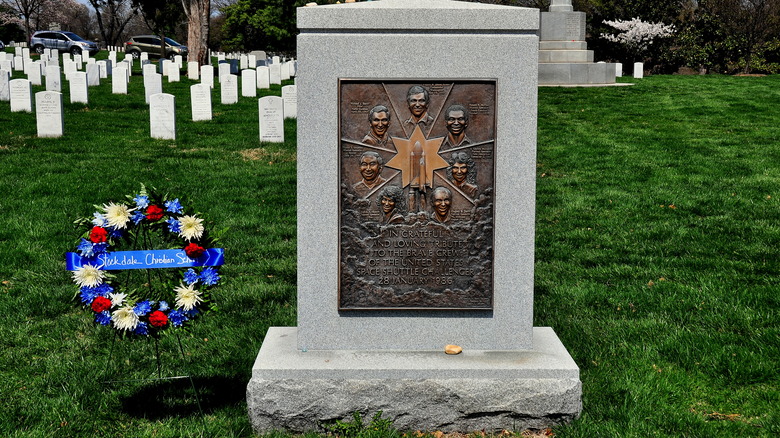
[538,0,617,85]
[247,0,581,433]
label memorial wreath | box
[66,185,224,336]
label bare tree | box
[2,0,44,39]
[181,0,210,65]
[1,0,85,39]
[88,0,138,47]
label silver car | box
[30,31,99,56]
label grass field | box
[0,50,778,437]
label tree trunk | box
[182,0,210,66]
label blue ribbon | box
[65,248,224,271]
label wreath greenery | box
[68,185,224,336]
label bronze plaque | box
[339,79,496,310]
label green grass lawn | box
[1,50,778,437]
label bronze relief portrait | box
[339,80,496,310]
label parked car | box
[124,35,188,60]
[29,30,99,56]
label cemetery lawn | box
[1,50,778,437]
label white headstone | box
[149,93,176,140]
[108,51,117,65]
[633,62,644,79]
[140,52,149,62]
[96,60,109,78]
[269,64,281,85]
[218,63,231,82]
[248,54,257,68]
[51,49,59,59]
[256,66,270,89]
[258,95,284,143]
[14,47,22,56]
[159,59,171,76]
[0,70,10,101]
[280,63,290,81]
[168,66,180,82]
[240,54,248,70]
[220,74,238,104]
[69,72,88,103]
[144,72,163,104]
[615,62,623,77]
[35,91,64,138]
[63,59,76,79]
[10,78,33,112]
[73,54,83,70]
[45,65,61,92]
[143,63,157,78]
[281,84,297,118]
[13,55,24,72]
[174,55,183,69]
[86,63,100,86]
[241,69,257,97]
[112,65,128,94]
[190,83,212,122]
[272,55,280,65]
[27,61,43,86]
[200,65,214,88]
[22,47,30,59]
[188,61,200,80]
[288,60,297,77]
[1,60,12,73]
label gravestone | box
[35,91,64,138]
[201,65,215,88]
[241,69,257,97]
[240,54,248,70]
[174,55,183,69]
[269,64,281,85]
[112,65,128,94]
[250,50,266,62]
[86,63,100,86]
[63,58,76,80]
[22,47,30,59]
[168,66,180,82]
[1,60,12,72]
[0,70,10,101]
[248,54,257,68]
[96,60,108,78]
[149,93,176,140]
[288,60,297,77]
[257,95,284,143]
[27,61,42,86]
[281,84,297,118]
[13,55,24,72]
[246,0,581,434]
[159,59,171,76]
[45,65,61,92]
[218,62,231,82]
[271,55,280,65]
[10,78,33,112]
[69,72,89,104]
[188,61,200,80]
[538,0,616,85]
[220,74,238,104]
[633,62,644,79]
[256,66,270,89]
[144,72,163,104]
[280,63,290,81]
[616,63,623,77]
[140,52,149,62]
[74,54,83,70]
[190,83,212,121]
[143,63,157,78]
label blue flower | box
[108,227,124,239]
[133,300,152,316]
[200,267,220,286]
[91,212,108,227]
[183,268,199,285]
[92,242,108,254]
[165,198,183,214]
[95,311,111,326]
[133,321,149,335]
[158,301,170,312]
[166,217,182,233]
[131,210,146,225]
[185,308,200,318]
[79,286,100,304]
[133,195,149,208]
[77,238,95,257]
[95,283,114,296]
[168,310,188,327]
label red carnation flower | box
[89,226,108,243]
[146,205,164,221]
[184,242,206,259]
[149,310,168,328]
[91,296,112,313]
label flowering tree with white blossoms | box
[601,17,676,62]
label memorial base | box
[246,327,581,433]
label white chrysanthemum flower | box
[112,306,140,331]
[174,282,203,311]
[178,215,204,241]
[109,292,127,307]
[103,202,131,229]
[72,265,105,288]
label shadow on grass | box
[119,375,247,419]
